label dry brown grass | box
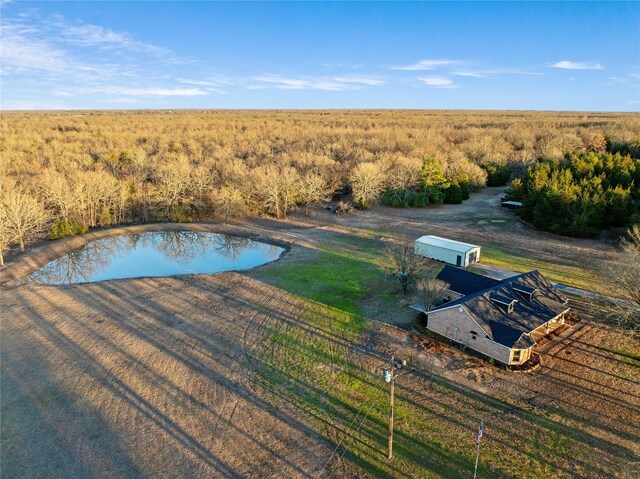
[1,274,332,478]
[2,266,638,478]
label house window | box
[512,350,522,363]
[470,330,477,340]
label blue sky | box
[1,1,639,110]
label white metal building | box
[415,235,481,267]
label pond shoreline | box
[0,222,291,285]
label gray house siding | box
[427,306,515,365]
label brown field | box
[2,216,639,478]
[1,273,333,478]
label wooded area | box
[1,110,639,263]
[507,152,640,237]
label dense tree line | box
[1,110,639,263]
[506,152,640,237]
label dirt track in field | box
[294,187,619,285]
[2,270,639,478]
[1,192,638,478]
[1,274,331,479]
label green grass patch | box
[481,245,601,293]
[251,233,392,316]
[253,249,384,315]
[249,232,629,477]
[252,295,613,479]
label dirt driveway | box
[318,187,616,266]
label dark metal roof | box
[513,284,537,296]
[436,265,500,296]
[513,334,537,349]
[489,293,517,306]
[431,270,569,349]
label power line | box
[316,397,375,478]
[326,404,374,479]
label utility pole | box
[387,353,395,461]
[387,354,396,461]
[473,418,484,479]
[384,353,406,462]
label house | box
[413,266,570,366]
[415,235,481,267]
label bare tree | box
[386,156,422,190]
[156,156,192,218]
[39,169,76,221]
[1,188,49,252]
[252,165,300,219]
[604,225,640,336]
[385,240,425,296]
[72,171,120,227]
[417,278,450,312]
[298,171,332,215]
[211,186,247,220]
[189,165,214,212]
[0,204,14,265]
[349,162,385,209]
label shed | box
[501,200,522,209]
[415,235,481,267]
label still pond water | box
[17,231,284,285]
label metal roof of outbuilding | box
[415,235,480,254]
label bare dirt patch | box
[1,215,638,478]
[288,187,619,294]
[1,274,330,478]
[2,273,638,478]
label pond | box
[13,231,284,285]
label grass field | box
[4,267,638,479]
[2,223,638,478]
[480,245,599,292]
[247,233,639,478]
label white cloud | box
[390,59,463,71]
[331,76,385,86]
[250,75,383,91]
[176,77,231,94]
[1,99,70,110]
[454,69,542,78]
[0,23,73,73]
[109,88,208,97]
[551,61,604,70]
[418,76,457,88]
[50,17,174,58]
[450,71,488,78]
[0,11,179,78]
[106,98,141,104]
[49,85,211,98]
[631,73,640,80]
[177,78,233,87]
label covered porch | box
[530,312,568,343]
